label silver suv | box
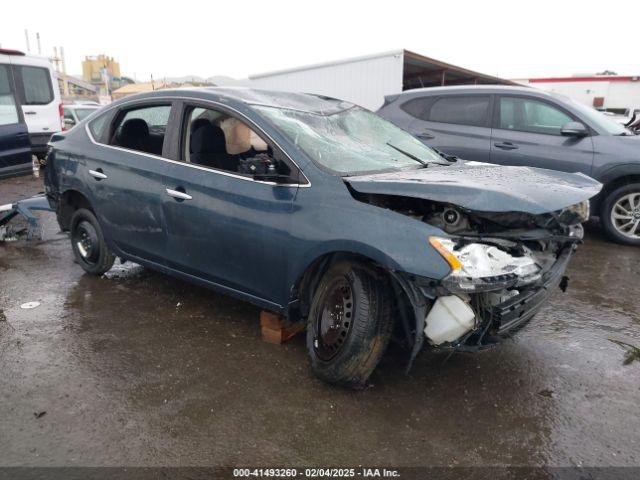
[378,85,640,246]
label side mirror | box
[63,118,76,130]
[561,121,588,137]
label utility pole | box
[102,59,110,97]
[52,47,60,71]
[24,29,31,52]
[60,47,70,97]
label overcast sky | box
[2,0,638,81]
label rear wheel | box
[70,208,115,275]
[306,261,393,388]
[601,183,640,246]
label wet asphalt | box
[0,174,638,468]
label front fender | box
[286,181,453,295]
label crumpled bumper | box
[478,246,573,336]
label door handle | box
[24,111,36,115]
[166,188,192,201]
[417,131,435,140]
[89,169,107,180]
[494,142,519,150]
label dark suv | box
[378,85,640,245]
[44,88,599,388]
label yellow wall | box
[82,55,121,83]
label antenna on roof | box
[36,32,41,55]
[24,29,31,52]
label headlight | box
[558,200,590,225]
[430,237,541,292]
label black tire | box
[601,183,640,246]
[70,208,115,275]
[306,261,394,388]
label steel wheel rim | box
[611,193,640,239]
[313,276,354,361]
[74,221,100,265]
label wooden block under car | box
[260,311,305,344]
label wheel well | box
[598,175,640,213]
[289,252,411,326]
[58,190,93,231]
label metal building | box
[248,49,513,110]
[515,75,640,113]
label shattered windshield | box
[255,105,446,175]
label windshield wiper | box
[385,142,429,166]
[386,142,449,166]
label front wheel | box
[601,184,640,246]
[70,208,115,275]
[306,261,393,388]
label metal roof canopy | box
[402,50,515,90]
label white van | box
[0,49,63,161]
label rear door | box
[405,94,493,162]
[0,63,31,177]
[84,102,173,264]
[490,95,594,175]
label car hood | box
[345,163,602,215]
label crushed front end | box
[390,199,589,360]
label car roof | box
[115,87,355,115]
[0,51,54,69]
[390,84,555,99]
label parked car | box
[62,104,100,130]
[0,48,62,170]
[377,85,640,245]
[44,88,600,388]
[602,107,640,127]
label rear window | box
[75,108,97,121]
[18,66,53,105]
[428,95,490,127]
[400,97,431,118]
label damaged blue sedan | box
[44,88,601,388]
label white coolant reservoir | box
[424,296,476,345]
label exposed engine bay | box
[351,190,586,357]
[351,191,588,238]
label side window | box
[0,65,19,126]
[88,111,110,141]
[499,97,573,135]
[427,95,490,127]
[18,66,53,105]
[109,105,171,156]
[183,106,294,181]
[400,97,431,119]
[63,108,74,121]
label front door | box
[490,95,594,175]
[161,103,299,307]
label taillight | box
[59,103,64,131]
